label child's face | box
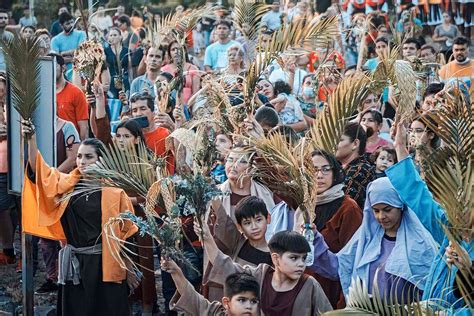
[375,151,395,173]
[238,215,268,242]
[223,291,259,316]
[272,252,306,281]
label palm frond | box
[420,93,473,242]
[146,4,215,47]
[233,0,269,41]
[323,277,445,315]
[419,91,473,307]
[61,142,164,203]
[244,15,339,113]
[371,46,418,122]
[308,74,370,154]
[248,134,317,223]
[3,35,41,120]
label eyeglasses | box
[408,128,426,134]
[225,157,249,165]
[314,165,332,175]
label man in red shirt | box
[129,92,174,174]
[51,54,89,140]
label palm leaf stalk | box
[232,0,269,64]
[3,35,42,121]
[61,142,165,203]
[308,74,370,154]
[370,45,419,123]
[248,133,317,224]
[73,39,105,107]
[323,277,444,315]
[419,92,473,306]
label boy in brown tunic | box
[198,222,333,316]
[162,257,260,316]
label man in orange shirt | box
[51,54,89,140]
[129,92,174,174]
[439,36,474,88]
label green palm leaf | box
[3,35,41,120]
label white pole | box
[29,0,34,18]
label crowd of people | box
[0,0,473,316]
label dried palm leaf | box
[200,75,236,133]
[308,74,370,154]
[233,0,269,41]
[371,46,418,122]
[61,142,164,203]
[244,15,339,115]
[146,4,215,47]
[249,133,317,224]
[419,92,473,306]
[3,35,41,120]
[323,276,446,315]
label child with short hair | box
[162,257,260,316]
[370,146,397,178]
[233,196,272,266]
[198,222,332,315]
[204,196,272,302]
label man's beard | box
[456,55,467,63]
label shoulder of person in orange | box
[143,126,175,174]
[22,151,138,282]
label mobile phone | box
[130,116,149,129]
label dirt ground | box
[0,230,167,315]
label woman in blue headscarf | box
[308,176,438,304]
[386,122,474,314]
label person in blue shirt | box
[203,20,240,72]
[129,46,165,98]
[50,6,69,37]
[261,1,282,31]
[387,121,473,315]
[51,12,86,81]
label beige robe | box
[170,278,228,315]
[207,250,333,316]
[203,180,275,301]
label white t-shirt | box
[268,67,308,96]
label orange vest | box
[22,152,138,282]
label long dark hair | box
[115,119,148,153]
[343,122,370,156]
[167,40,190,63]
[311,149,345,186]
[81,138,106,158]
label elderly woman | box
[309,176,438,304]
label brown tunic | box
[207,250,333,315]
[310,196,362,308]
[170,277,227,315]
